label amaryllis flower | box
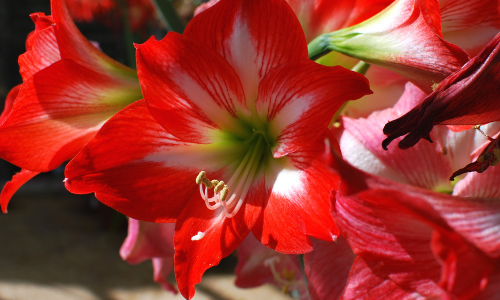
[0,0,142,212]
[235,233,306,299]
[382,32,500,151]
[120,218,177,293]
[64,0,372,297]
[308,0,470,93]
[328,83,500,299]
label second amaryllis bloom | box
[64,0,372,298]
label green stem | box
[298,254,311,300]
[308,34,332,61]
[116,0,136,69]
[150,0,185,33]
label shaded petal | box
[449,136,500,181]
[0,169,40,213]
[184,0,308,106]
[441,0,500,56]
[19,13,60,81]
[256,60,371,159]
[252,160,339,253]
[173,178,265,299]
[65,100,236,222]
[383,33,500,150]
[151,257,177,294]
[235,233,305,296]
[0,59,141,172]
[304,237,356,300]
[135,33,246,143]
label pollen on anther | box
[196,171,206,185]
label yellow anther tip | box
[214,181,225,193]
[196,171,206,185]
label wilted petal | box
[383,33,500,150]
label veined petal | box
[0,169,40,213]
[52,0,136,76]
[453,154,500,198]
[65,100,238,223]
[382,33,500,150]
[304,237,355,300]
[174,178,265,299]
[0,59,141,172]
[288,0,393,42]
[19,13,60,81]
[0,84,21,124]
[255,60,371,159]
[184,0,308,107]
[135,33,246,143]
[252,160,339,253]
[441,0,500,56]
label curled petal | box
[0,169,40,213]
[383,33,500,150]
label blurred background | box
[0,1,291,299]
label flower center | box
[192,133,269,241]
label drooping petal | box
[151,257,177,294]
[135,33,246,144]
[65,100,238,222]
[173,178,265,299]
[0,59,141,172]
[184,0,308,106]
[252,160,339,253]
[311,0,469,93]
[255,60,371,159]
[0,169,40,213]
[304,237,356,300]
[19,13,61,81]
[449,136,500,180]
[382,32,500,150]
[441,0,500,56]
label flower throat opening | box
[192,134,268,241]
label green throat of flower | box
[192,131,274,241]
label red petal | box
[0,60,140,172]
[256,61,371,160]
[0,84,21,124]
[173,179,264,299]
[19,13,60,81]
[184,0,308,105]
[383,33,500,150]
[0,169,40,213]
[441,0,500,56]
[65,100,226,223]
[135,33,246,144]
[304,237,356,300]
[252,160,339,253]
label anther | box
[211,179,219,187]
[202,178,213,188]
[220,186,229,201]
[214,181,225,193]
[196,171,206,185]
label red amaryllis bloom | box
[235,233,306,298]
[0,0,142,212]
[120,218,177,293]
[64,0,372,297]
[308,0,470,94]
[328,83,500,299]
[382,32,500,151]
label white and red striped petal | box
[0,59,140,172]
[135,33,246,144]
[184,0,308,106]
[256,61,371,159]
